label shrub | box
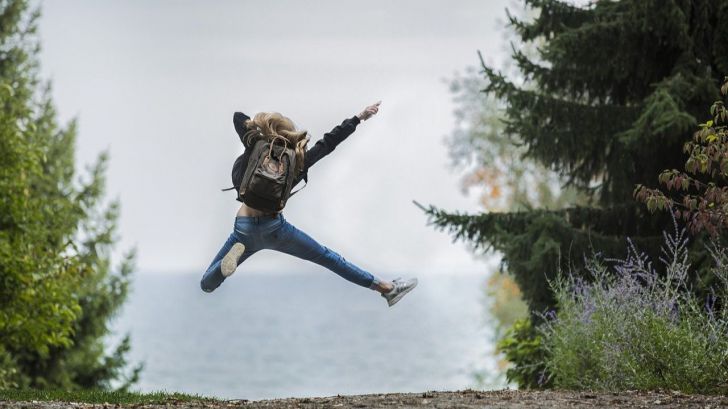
[495,318,551,389]
[539,218,728,393]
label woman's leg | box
[267,219,386,290]
[200,232,256,293]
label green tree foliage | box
[0,0,140,389]
[422,0,728,317]
[445,6,589,386]
[446,8,585,213]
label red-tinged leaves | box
[637,79,728,236]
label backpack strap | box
[289,173,308,196]
[289,181,306,196]
[221,186,236,192]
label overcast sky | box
[36,0,519,276]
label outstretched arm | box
[303,101,381,171]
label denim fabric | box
[200,213,380,293]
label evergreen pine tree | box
[0,0,140,389]
[421,0,728,314]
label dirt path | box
[3,389,727,409]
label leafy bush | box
[495,318,551,389]
[539,218,728,393]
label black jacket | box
[232,112,361,202]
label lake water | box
[111,272,500,400]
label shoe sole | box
[387,278,418,307]
[221,243,246,277]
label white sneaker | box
[221,243,246,277]
[382,277,418,307]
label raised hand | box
[357,100,381,121]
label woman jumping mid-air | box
[200,101,418,307]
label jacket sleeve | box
[302,115,361,172]
[233,112,252,147]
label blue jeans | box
[200,213,381,292]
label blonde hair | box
[243,112,310,175]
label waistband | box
[235,212,284,224]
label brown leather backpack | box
[232,136,303,212]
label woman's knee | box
[200,271,221,293]
[200,278,215,293]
